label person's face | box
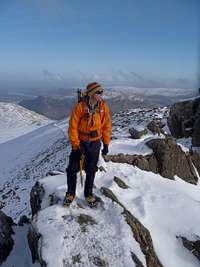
[93,91,103,102]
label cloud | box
[0,69,196,90]
[42,70,63,81]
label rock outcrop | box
[129,127,148,139]
[179,236,200,262]
[167,97,200,147]
[101,187,164,267]
[147,121,161,135]
[104,153,158,173]
[146,138,198,184]
[0,211,14,264]
[104,137,198,184]
[27,225,46,266]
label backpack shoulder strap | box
[99,100,105,121]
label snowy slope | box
[0,102,51,144]
[1,105,200,267]
[0,120,69,221]
[28,106,200,267]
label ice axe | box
[80,154,85,187]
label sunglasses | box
[95,91,103,95]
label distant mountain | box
[19,96,75,120]
[17,87,199,120]
[0,102,51,144]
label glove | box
[71,145,85,160]
[101,143,108,156]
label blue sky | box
[0,0,199,89]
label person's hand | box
[71,145,85,160]
[101,144,108,155]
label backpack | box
[77,88,105,122]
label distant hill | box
[19,96,75,120]
[18,87,198,120]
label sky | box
[0,0,199,90]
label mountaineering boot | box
[85,195,98,208]
[63,193,76,207]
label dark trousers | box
[66,140,101,197]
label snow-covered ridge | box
[0,102,52,144]
[109,86,197,97]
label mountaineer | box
[63,82,111,207]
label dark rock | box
[179,236,200,261]
[30,181,45,217]
[27,225,46,266]
[114,176,129,189]
[0,211,14,264]
[48,193,60,206]
[0,201,5,209]
[146,138,198,184]
[90,256,108,267]
[101,187,163,267]
[18,215,30,226]
[147,121,161,135]
[192,116,200,147]
[72,254,82,264]
[76,214,96,226]
[167,100,194,138]
[104,154,158,174]
[168,97,200,147]
[129,127,148,139]
[131,251,145,267]
[47,170,64,176]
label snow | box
[177,137,192,153]
[1,103,200,267]
[97,164,200,267]
[36,174,146,267]
[109,136,153,155]
[0,102,51,144]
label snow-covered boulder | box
[104,137,198,184]
[0,211,14,264]
[146,137,198,184]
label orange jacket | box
[68,100,111,149]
